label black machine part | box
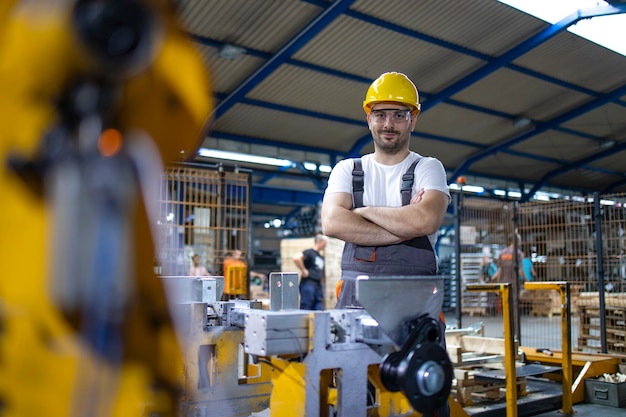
[379,314,453,416]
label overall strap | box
[352,158,364,208]
[401,158,421,206]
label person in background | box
[482,255,499,315]
[222,249,248,298]
[189,253,210,276]
[292,234,328,310]
[492,233,525,337]
[521,245,536,282]
[249,270,268,292]
[222,249,248,276]
[482,255,498,282]
[223,249,245,271]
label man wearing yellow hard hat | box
[321,72,450,415]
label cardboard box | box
[585,378,626,408]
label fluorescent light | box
[499,0,626,56]
[462,185,485,193]
[303,161,332,173]
[449,183,484,193]
[198,148,293,167]
[219,44,246,60]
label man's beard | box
[374,129,409,154]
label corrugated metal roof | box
[172,0,626,219]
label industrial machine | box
[161,273,453,417]
[0,1,212,415]
[161,275,273,417]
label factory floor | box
[248,402,625,416]
[536,403,625,416]
[247,313,625,416]
[450,312,625,416]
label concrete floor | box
[536,403,625,417]
[249,402,626,417]
[446,314,626,417]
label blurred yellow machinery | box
[0,0,212,416]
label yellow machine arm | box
[0,0,212,416]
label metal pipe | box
[524,281,573,414]
[467,283,517,417]
[593,192,607,353]
[454,191,463,329]
[512,201,521,343]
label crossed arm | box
[321,189,449,246]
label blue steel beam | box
[214,89,621,178]
[419,4,626,112]
[251,184,323,207]
[211,125,623,187]
[193,3,626,204]
[212,0,357,119]
[199,18,625,166]
[194,35,626,116]
[451,82,626,183]
[292,162,326,190]
[525,141,626,200]
[302,0,626,102]
[210,130,344,157]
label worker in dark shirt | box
[293,234,328,310]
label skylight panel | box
[499,0,626,56]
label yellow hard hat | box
[363,72,421,115]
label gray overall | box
[335,157,450,417]
[336,157,437,309]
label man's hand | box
[351,189,449,240]
[410,188,425,205]
[322,192,405,246]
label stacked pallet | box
[454,367,503,405]
[461,253,489,316]
[576,293,626,357]
[454,367,527,406]
[527,284,582,318]
[280,236,344,309]
[446,330,523,406]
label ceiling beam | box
[251,184,323,207]
[420,4,626,112]
[452,82,626,185]
[525,140,626,200]
[211,0,357,119]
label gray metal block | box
[161,276,223,304]
[244,309,310,356]
[269,272,299,311]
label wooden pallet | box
[453,367,527,406]
[462,306,487,317]
[576,295,626,357]
[529,305,562,318]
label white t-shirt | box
[324,151,450,248]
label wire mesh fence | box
[155,165,250,278]
[455,192,626,357]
